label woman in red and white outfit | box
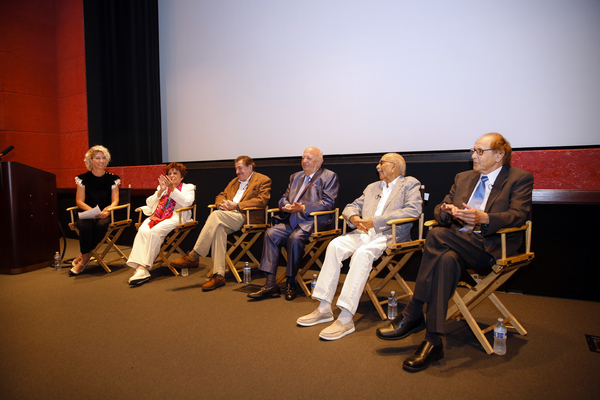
[127,162,195,285]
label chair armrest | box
[386,217,419,226]
[497,224,529,234]
[388,214,425,245]
[66,206,79,226]
[176,204,197,224]
[108,203,131,224]
[242,206,269,225]
[424,219,438,228]
[310,208,339,234]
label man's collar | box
[238,171,254,184]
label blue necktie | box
[460,175,488,232]
[290,175,310,227]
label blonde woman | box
[70,145,120,276]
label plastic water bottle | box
[493,318,507,355]
[181,267,189,277]
[243,262,251,283]
[311,274,318,294]
[387,291,398,320]
[54,252,61,271]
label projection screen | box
[158,0,600,162]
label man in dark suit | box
[171,156,271,291]
[248,147,339,301]
[376,133,534,372]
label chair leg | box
[488,293,527,336]
[364,282,388,320]
[451,291,495,355]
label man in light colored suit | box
[297,153,422,340]
[171,156,271,291]
[376,133,534,372]
[248,147,339,301]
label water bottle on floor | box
[493,318,507,355]
[54,252,61,271]
[243,262,251,283]
[181,267,189,277]
[311,274,318,294]
[387,291,397,320]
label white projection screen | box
[158,0,600,163]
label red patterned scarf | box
[149,184,183,228]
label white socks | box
[318,301,332,314]
[317,302,354,324]
[337,309,354,325]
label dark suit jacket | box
[434,165,534,259]
[215,172,272,225]
[277,168,339,233]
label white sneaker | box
[297,309,334,327]
[128,268,150,285]
[319,320,355,341]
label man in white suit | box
[297,153,423,340]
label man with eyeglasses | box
[296,153,422,340]
[376,133,533,372]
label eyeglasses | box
[470,148,494,156]
[378,160,395,166]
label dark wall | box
[57,152,600,302]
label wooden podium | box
[0,162,59,274]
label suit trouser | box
[312,230,387,315]
[127,217,179,269]
[412,226,493,334]
[192,210,245,276]
[259,222,311,278]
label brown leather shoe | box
[170,252,199,268]
[202,275,226,291]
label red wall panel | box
[0,11,55,62]
[2,52,57,97]
[56,14,85,62]
[513,149,600,190]
[3,92,58,133]
[57,55,86,98]
[58,92,87,133]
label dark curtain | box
[83,0,162,166]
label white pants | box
[192,210,245,276]
[127,217,179,270]
[312,230,388,315]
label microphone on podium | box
[0,145,14,158]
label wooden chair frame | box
[443,220,534,354]
[67,200,132,273]
[135,204,198,276]
[275,208,342,296]
[362,213,425,320]
[206,205,270,283]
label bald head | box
[301,147,324,176]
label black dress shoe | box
[403,340,444,372]
[247,285,281,299]
[284,284,297,301]
[376,313,425,341]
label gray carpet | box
[0,240,599,400]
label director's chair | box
[135,204,198,276]
[275,208,342,296]
[443,220,534,354]
[67,188,132,273]
[206,205,270,283]
[363,213,425,320]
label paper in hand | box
[78,205,101,219]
